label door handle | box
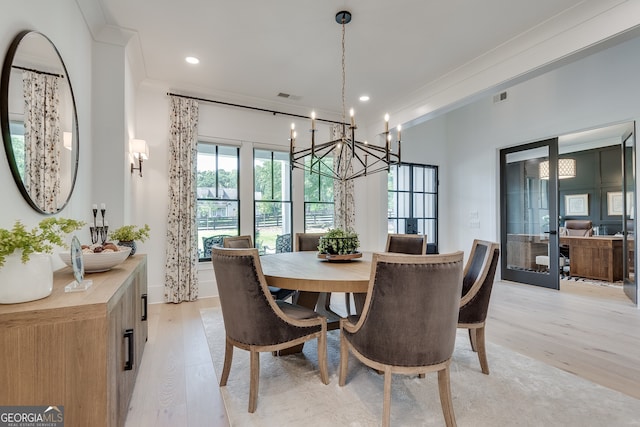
[547,230,558,235]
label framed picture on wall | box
[565,194,589,216]
[607,192,624,216]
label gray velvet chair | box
[339,251,464,427]
[223,235,295,301]
[211,247,329,413]
[458,239,500,375]
[222,235,253,248]
[385,233,427,254]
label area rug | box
[201,308,640,426]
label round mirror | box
[1,30,79,214]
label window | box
[197,143,239,261]
[388,163,438,251]
[304,156,334,232]
[9,121,25,180]
[254,149,292,254]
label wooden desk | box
[506,234,549,270]
[560,236,623,282]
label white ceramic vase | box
[0,252,53,304]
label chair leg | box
[382,368,392,427]
[437,365,457,427]
[468,328,477,352]
[317,328,329,385]
[248,350,260,413]
[476,326,490,375]
[339,333,349,386]
[220,337,233,386]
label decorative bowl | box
[59,246,132,273]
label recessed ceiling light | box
[185,56,200,65]
[359,95,370,102]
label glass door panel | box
[623,127,637,303]
[500,139,559,289]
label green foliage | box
[0,218,85,267]
[317,228,359,255]
[109,224,151,242]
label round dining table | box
[259,250,372,294]
[259,251,373,354]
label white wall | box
[405,34,640,296]
[0,0,94,268]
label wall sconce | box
[130,139,149,177]
[63,132,72,150]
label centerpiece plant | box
[317,228,360,255]
[0,218,84,267]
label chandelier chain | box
[341,18,346,128]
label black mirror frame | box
[0,30,79,215]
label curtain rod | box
[12,65,63,78]
[167,92,346,125]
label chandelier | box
[288,10,401,182]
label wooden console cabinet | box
[0,255,147,427]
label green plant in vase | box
[317,228,360,255]
[0,218,84,304]
[109,224,150,256]
[0,218,84,267]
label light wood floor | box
[125,282,639,426]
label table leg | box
[353,293,367,314]
[274,291,319,356]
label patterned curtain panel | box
[22,70,61,213]
[164,96,199,303]
[332,124,355,230]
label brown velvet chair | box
[211,247,329,413]
[294,232,324,252]
[458,239,500,375]
[385,233,427,254]
[223,235,295,301]
[339,251,464,427]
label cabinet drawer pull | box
[141,293,148,321]
[124,328,134,371]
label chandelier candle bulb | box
[397,124,401,141]
[311,111,316,130]
[350,108,355,127]
[384,113,389,133]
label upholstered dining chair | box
[385,233,427,254]
[223,235,295,301]
[294,232,323,252]
[211,247,329,413]
[458,239,500,375]
[222,234,253,248]
[339,251,464,427]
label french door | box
[500,139,560,289]
[623,129,637,304]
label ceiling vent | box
[277,92,301,101]
[493,91,508,103]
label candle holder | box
[100,226,109,245]
[90,226,99,245]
